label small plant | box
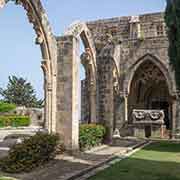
[79,124,106,150]
[0,133,61,173]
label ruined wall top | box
[86,12,166,51]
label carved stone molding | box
[81,48,92,67]
[132,109,165,125]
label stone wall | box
[0,107,44,127]
[86,12,178,139]
[81,79,90,123]
[55,12,180,149]
[14,107,44,127]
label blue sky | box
[0,0,166,99]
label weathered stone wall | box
[55,12,180,148]
[86,12,179,138]
[14,107,44,127]
[81,79,90,123]
[0,107,44,127]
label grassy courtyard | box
[89,141,180,180]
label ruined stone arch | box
[1,0,57,132]
[64,21,98,123]
[65,21,97,78]
[125,54,176,96]
[125,54,177,132]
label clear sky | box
[0,0,166,99]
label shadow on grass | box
[143,141,180,153]
[89,157,180,180]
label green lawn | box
[89,141,180,180]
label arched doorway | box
[128,60,173,133]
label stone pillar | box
[124,93,128,122]
[41,60,50,131]
[56,35,79,151]
[90,82,97,123]
[172,99,177,138]
[81,50,97,123]
[47,82,53,132]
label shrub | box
[0,115,30,128]
[79,124,106,150]
[0,133,60,173]
[0,102,16,113]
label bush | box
[79,124,106,150]
[0,115,30,128]
[0,102,16,113]
[0,133,60,173]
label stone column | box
[81,50,97,123]
[41,60,50,131]
[47,82,53,132]
[56,35,79,151]
[171,99,177,138]
[89,82,97,123]
[124,90,129,122]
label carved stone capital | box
[172,90,180,100]
[81,48,92,67]
[41,59,49,74]
[47,82,52,92]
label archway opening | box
[128,60,172,131]
[0,2,45,127]
[79,38,92,124]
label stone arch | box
[65,21,97,123]
[125,54,176,96]
[126,54,176,133]
[1,0,57,132]
[65,21,97,76]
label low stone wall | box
[15,107,44,126]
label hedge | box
[0,133,61,173]
[79,124,106,150]
[0,102,16,113]
[0,115,30,128]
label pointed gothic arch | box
[0,0,57,132]
[125,54,176,96]
[127,54,175,132]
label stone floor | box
[0,138,147,180]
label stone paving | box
[0,139,147,180]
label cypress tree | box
[165,0,180,88]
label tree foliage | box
[165,0,180,88]
[0,76,43,108]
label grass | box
[89,141,180,180]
